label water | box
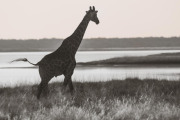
[0,50,180,87]
[1,50,180,67]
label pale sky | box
[0,0,180,39]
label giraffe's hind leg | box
[37,80,49,99]
[37,66,52,99]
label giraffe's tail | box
[10,58,39,66]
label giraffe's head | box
[86,6,99,24]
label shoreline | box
[1,51,180,69]
[1,63,180,69]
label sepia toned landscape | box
[1,0,180,120]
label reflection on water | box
[0,66,180,87]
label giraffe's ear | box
[86,11,88,13]
[93,6,95,11]
[95,11,98,13]
[89,6,92,11]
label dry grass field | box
[0,78,180,120]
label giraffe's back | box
[38,52,71,77]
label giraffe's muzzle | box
[96,20,100,25]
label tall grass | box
[0,78,180,120]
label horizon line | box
[0,36,180,40]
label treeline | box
[0,37,180,52]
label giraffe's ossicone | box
[10,6,99,99]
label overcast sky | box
[0,0,180,39]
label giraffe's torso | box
[38,37,77,78]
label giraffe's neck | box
[55,14,90,57]
[68,14,90,53]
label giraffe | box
[11,6,99,99]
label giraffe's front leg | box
[63,77,68,87]
[61,77,69,94]
[63,61,76,95]
[68,76,74,92]
[63,75,74,95]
